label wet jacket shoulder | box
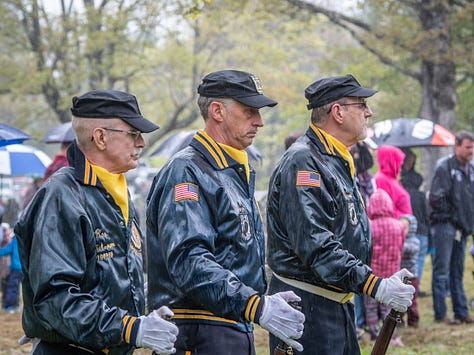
[429,155,474,234]
[146,131,266,332]
[14,142,144,354]
[267,125,374,295]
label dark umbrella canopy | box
[0,123,33,147]
[150,130,264,162]
[41,122,75,143]
[368,118,455,148]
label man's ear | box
[332,105,344,125]
[91,128,107,150]
[209,101,226,123]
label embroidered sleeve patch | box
[296,170,321,187]
[174,183,199,202]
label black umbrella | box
[41,122,75,143]
[368,118,455,148]
[150,130,264,162]
[0,123,33,147]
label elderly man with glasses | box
[266,74,415,354]
[15,90,178,355]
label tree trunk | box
[418,1,457,189]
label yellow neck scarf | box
[311,123,356,178]
[219,143,250,182]
[90,163,129,224]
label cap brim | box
[347,87,377,98]
[233,94,278,109]
[121,116,160,133]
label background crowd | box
[349,131,474,349]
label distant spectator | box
[429,130,474,324]
[43,141,71,181]
[399,214,420,328]
[0,222,21,313]
[401,148,430,296]
[365,189,405,345]
[284,130,303,150]
[0,221,11,309]
[350,141,375,336]
[2,198,20,227]
[20,177,42,211]
[374,145,412,218]
[351,141,375,205]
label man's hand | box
[135,306,178,354]
[375,269,415,312]
[259,291,305,352]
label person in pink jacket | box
[374,145,412,218]
[365,189,406,345]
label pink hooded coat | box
[374,145,412,218]
[367,189,405,277]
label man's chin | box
[123,162,138,173]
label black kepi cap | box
[305,74,377,110]
[197,70,277,109]
[71,89,159,133]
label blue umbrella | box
[0,123,33,147]
[0,144,52,176]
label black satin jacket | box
[146,131,267,332]
[15,142,144,354]
[267,125,376,295]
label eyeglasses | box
[327,101,369,114]
[339,101,369,110]
[101,127,142,141]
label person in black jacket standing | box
[429,130,474,324]
[146,70,304,355]
[15,90,178,354]
[401,148,430,296]
[266,74,415,355]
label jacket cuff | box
[244,294,264,324]
[362,274,382,298]
[122,315,141,346]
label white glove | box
[18,335,33,345]
[375,269,416,313]
[259,291,305,352]
[136,306,179,354]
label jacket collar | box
[190,129,244,171]
[307,124,355,178]
[67,140,105,188]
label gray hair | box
[72,116,120,150]
[310,102,333,125]
[197,96,234,121]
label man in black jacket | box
[429,130,474,324]
[15,90,178,354]
[146,70,304,355]
[266,74,415,354]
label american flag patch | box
[174,183,199,202]
[296,170,321,187]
